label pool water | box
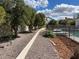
[72,31,79,37]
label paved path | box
[25,32,60,59]
[0,31,37,59]
[16,28,45,59]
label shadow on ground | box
[19,31,32,34]
[0,35,20,43]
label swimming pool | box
[71,31,79,37]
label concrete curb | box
[49,39,61,59]
[50,40,56,46]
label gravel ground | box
[25,32,60,59]
[0,31,37,59]
[51,36,79,59]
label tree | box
[63,17,75,37]
[67,20,75,37]
[48,19,57,25]
[58,20,67,26]
[3,0,26,36]
[47,19,57,29]
[22,5,36,32]
[2,0,37,34]
[10,0,25,36]
[0,5,14,38]
[34,13,45,29]
[67,20,75,26]
[2,0,15,13]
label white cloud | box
[37,4,79,20]
[24,0,48,8]
[38,0,48,7]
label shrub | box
[0,24,15,43]
[43,30,55,38]
[0,24,14,37]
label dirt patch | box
[50,36,79,59]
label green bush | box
[43,30,55,38]
[0,24,14,37]
[0,24,16,43]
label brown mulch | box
[50,36,79,59]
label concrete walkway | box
[25,32,60,59]
[16,28,45,59]
[0,30,37,59]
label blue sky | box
[24,0,79,20]
[36,0,79,10]
[48,0,79,9]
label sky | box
[24,0,79,20]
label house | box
[76,19,79,28]
[74,13,79,28]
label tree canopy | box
[48,19,57,25]
[0,0,37,36]
[0,6,6,25]
[34,13,46,29]
[58,20,67,25]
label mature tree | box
[64,17,76,37]
[2,0,25,36]
[58,20,67,26]
[47,19,57,29]
[48,19,57,25]
[10,0,25,36]
[2,0,37,34]
[22,5,36,32]
[2,0,15,13]
[67,20,75,26]
[0,5,14,38]
[34,13,45,29]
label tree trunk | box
[29,25,32,33]
[34,26,37,30]
[14,30,17,37]
[14,26,18,37]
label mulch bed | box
[50,36,79,59]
